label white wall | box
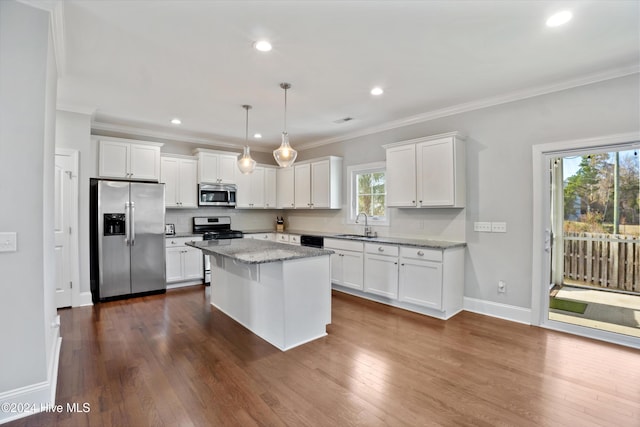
[297,74,640,310]
[0,0,57,404]
[56,110,94,295]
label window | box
[348,162,388,225]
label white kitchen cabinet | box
[364,243,399,299]
[277,167,295,209]
[294,163,311,208]
[264,167,277,208]
[194,149,237,184]
[325,238,364,290]
[161,155,198,208]
[386,144,417,207]
[294,156,342,209]
[244,233,275,241]
[398,247,443,310]
[166,236,203,285]
[289,234,301,245]
[235,166,265,208]
[276,233,290,244]
[384,132,465,208]
[99,139,162,181]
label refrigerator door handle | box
[130,201,136,246]
[125,201,131,245]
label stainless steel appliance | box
[90,179,166,301]
[198,183,237,207]
[192,216,243,284]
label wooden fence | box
[563,232,640,293]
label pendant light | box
[237,104,256,174]
[273,82,298,168]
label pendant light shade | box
[237,105,256,174]
[273,83,297,168]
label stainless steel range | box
[192,216,243,284]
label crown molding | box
[296,65,640,151]
[57,103,96,116]
[18,0,57,12]
[90,119,274,153]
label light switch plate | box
[474,222,492,232]
[492,222,507,233]
[0,232,17,252]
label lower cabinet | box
[364,243,399,299]
[325,238,364,290]
[166,236,203,284]
[244,233,275,241]
[329,239,465,320]
[398,247,443,310]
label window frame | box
[347,161,389,226]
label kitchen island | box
[187,239,333,351]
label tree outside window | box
[355,170,386,220]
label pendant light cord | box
[283,85,287,133]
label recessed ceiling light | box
[170,118,181,125]
[253,40,272,52]
[546,10,572,27]
[253,133,262,139]
[370,87,384,96]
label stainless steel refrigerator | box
[90,179,166,301]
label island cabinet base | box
[209,254,331,351]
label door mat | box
[549,297,587,314]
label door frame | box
[55,148,81,307]
[531,131,640,349]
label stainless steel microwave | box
[198,183,237,207]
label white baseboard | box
[167,280,203,290]
[77,291,93,307]
[463,297,532,325]
[0,331,62,425]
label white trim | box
[55,148,81,307]
[78,291,93,307]
[50,1,65,75]
[463,297,532,325]
[541,319,640,350]
[531,132,640,347]
[91,135,164,148]
[296,67,640,151]
[91,119,273,153]
[56,103,96,116]
[0,335,61,425]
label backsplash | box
[165,207,281,233]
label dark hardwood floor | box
[8,286,640,426]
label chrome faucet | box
[355,212,374,237]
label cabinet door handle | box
[394,262,398,265]
[401,263,405,266]
[417,251,424,256]
[378,247,384,252]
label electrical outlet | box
[0,232,17,252]
[498,280,506,293]
[474,222,492,232]
[492,222,507,233]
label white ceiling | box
[56,0,640,151]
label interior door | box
[54,154,72,308]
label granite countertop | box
[186,239,334,264]
[166,233,201,239]
[241,229,466,250]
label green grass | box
[549,298,588,314]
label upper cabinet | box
[98,138,162,181]
[194,148,237,184]
[160,155,198,208]
[236,165,279,209]
[277,167,295,209]
[384,132,465,208]
[293,156,342,209]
